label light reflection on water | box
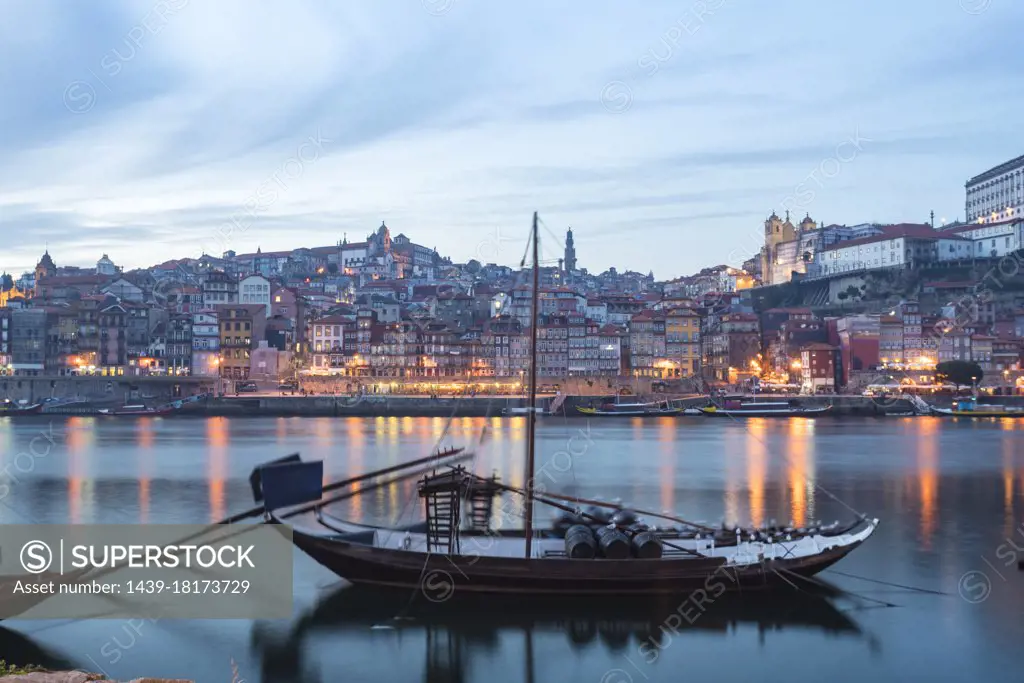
[0,415,1021,682]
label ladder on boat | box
[423,488,460,554]
[464,473,502,532]
[419,467,466,554]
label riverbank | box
[4,393,933,418]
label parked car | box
[278,381,298,391]
[236,381,259,393]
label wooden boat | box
[700,399,831,417]
[930,396,1024,418]
[98,403,175,417]
[576,399,682,417]
[251,212,877,598]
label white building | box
[102,277,144,301]
[191,310,220,377]
[818,225,971,276]
[310,315,347,375]
[966,153,1024,224]
[944,218,1023,258]
[585,300,608,324]
[96,254,117,276]
[239,275,272,316]
[490,292,510,318]
[201,271,238,308]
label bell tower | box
[564,227,577,273]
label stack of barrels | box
[556,507,663,560]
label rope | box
[824,569,951,596]
[778,567,899,609]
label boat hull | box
[285,523,869,596]
[576,407,683,417]
[930,407,1024,418]
[98,407,174,417]
[0,403,43,416]
[700,406,831,418]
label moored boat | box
[98,403,175,417]
[262,490,876,595]
[929,396,1024,418]
[576,400,682,417]
[700,398,831,417]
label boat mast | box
[523,211,540,559]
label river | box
[0,415,1021,682]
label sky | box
[2,0,1022,280]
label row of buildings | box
[7,147,1024,394]
[0,225,704,387]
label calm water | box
[0,415,1022,682]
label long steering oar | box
[220,446,464,525]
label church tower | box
[34,249,56,283]
[564,227,577,273]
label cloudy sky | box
[1,0,1021,279]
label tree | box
[326,263,339,275]
[935,360,983,389]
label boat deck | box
[310,517,878,564]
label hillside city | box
[3,152,1024,397]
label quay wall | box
[6,376,1024,418]
[0,376,212,406]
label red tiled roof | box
[764,307,813,314]
[944,217,1020,234]
[821,223,968,251]
[37,275,113,286]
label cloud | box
[3,0,1024,279]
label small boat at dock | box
[0,399,43,415]
[98,403,175,417]
[700,398,831,418]
[576,399,682,416]
[929,396,1024,418]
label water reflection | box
[207,417,229,522]
[250,584,871,683]
[746,419,766,527]
[1,416,1023,682]
[65,416,95,524]
[916,419,938,549]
